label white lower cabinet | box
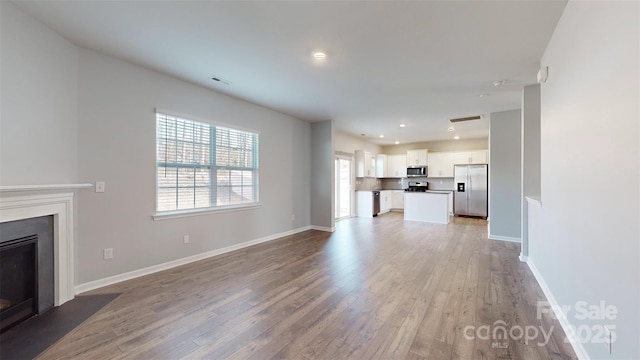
[356,191,374,218]
[380,190,392,214]
[391,190,405,210]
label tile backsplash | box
[355,177,380,191]
[355,177,454,191]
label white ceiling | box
[14,0,566,145]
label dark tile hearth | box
[0,293,120,360]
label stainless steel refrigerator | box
[454,164,488,218]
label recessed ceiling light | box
[395,141,400,145]
[399,123,406,128]
[311,50,327,60]
[454,136,460,140]
[379,134,384,138]
[448,126,455,132]
[479,93,490,98]
[493,80,506,87]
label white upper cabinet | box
[375,154,387,178]
[427,150,488,178]
[453,150,488,165]
[355,150,376,177]
[386,154,407,178]
[428,152,455,178]
[406,149,429,166]
[469,150,488,164]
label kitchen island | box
[404,191,450,224]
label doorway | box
[335,156,352,220]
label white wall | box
[382,138,488,155]
[0,2,78,184]
[334,131,381,155]
[310,121,334,230]
[532,1,639,358]
[75,49,311,284]
[489,110,522,241]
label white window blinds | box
[156,112,259,212]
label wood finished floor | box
[37,213,577,359]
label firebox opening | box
[0,235,38,333]
[0,215,54,333]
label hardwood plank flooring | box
[36,213,577,359]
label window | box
[156,112,259,213]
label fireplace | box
[0,188,86,323]
[1,236,37,333]
[0,216,54,333]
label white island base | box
[404,192,450,224]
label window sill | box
[152,203,261,221]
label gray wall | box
[522,84,541,198]
[521,84,541,257]
[310,121,335,230]
[1,1,313,286]
[0,2,78,184]
[533,1,639,358]
[488,110,522,241]
[76,49,311,283]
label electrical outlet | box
[103,247,113,260]
[95,181,106,193]
[183,235,190,244]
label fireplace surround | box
[0,185,91,312]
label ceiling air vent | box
[210,76,230,85]
[450,115,482,123]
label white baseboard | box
[75,225,313,294]
[310,225,335,232]
[488,234,521,243]
[519,254,528,262]
[525,258,590,360]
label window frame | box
[153,109,260,220]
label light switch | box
[96,181,105,193]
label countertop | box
[357,189,453,193]
[356,189,404,192]
[405,190,453,194]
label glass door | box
[335,156,352,220]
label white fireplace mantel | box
[0,184,91,306]
[0,183,93,193]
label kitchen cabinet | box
[355,150,376,177]
[427,152,455,178]
[380,190,392,214]
[404,192,449,224]
[356,191,375,218]
[406,149,429,167]
[453,150,488,165]
[375,154,387,178]
[391,190,405,209]
[387,154,407,178]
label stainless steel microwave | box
[406,166,427,177]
